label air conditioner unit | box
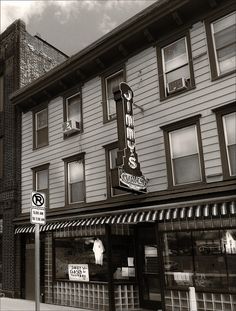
[167,78,187,94]
[62,120,80,134]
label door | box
[136,225,162,310]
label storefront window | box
[222,230,236,291]
[54,237,108,282]
[193,230,227,289]
[163,232,193,288]
[111,235,135,281]
[162,229,236,291]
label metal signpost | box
[31,191,46,311]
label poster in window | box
[68,264,89,282]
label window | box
[32,164,49,207]
[206,11,236,79]
[223,112,236,176]
[34,108,48,148]
[157,34,194,99]
[102,69,124,122]
[54,237,108,282]
[105,142,126,197]
[0,75,3,112]
[0,138,3,178]
[63,91,82,136]
[214,103,236,178]
[162,231,193,288]
[162,229,236,291]
[111,235,135,282]
[161,116,204,187]
[64,154,85,205]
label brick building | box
[11,0,236,310]
[0,19,67,297]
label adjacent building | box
[0,20,67,297]
[11,0,236,310]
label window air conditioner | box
[62,120,80,134]
[167,78,188,94]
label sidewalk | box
[0,298,91,311]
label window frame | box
[104,142,128,199]
[33,105,49,149]
[213,102,236,179]
[161,228,236,293]
[63,87,83,138]
[157,31,195,100]
[161,115,205,189]
[53,235,108,283]
[63,153,86,207]
[102,66,126,123]
[205,9,236,80]
[32,163,50,208]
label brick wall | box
[20,32,67,88]
[0,19,67,297]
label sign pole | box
[35,223,40,311]
[31,191,46,311]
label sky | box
[1,0,156,56]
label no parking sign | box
[30,191,46,225]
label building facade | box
[12,0,235,310]
[0,20,67,297]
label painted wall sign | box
[111,82,148,193]
[68,264,89,282]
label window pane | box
[223,112,236,176]
[193,231,228,289]
[212,12,236,75]
[106,71,123,119]
[227,254,236,290]
[224,230,236,291]
[68,160,84,203]
[109,148,118,169]
[213,12,236,33]
[223,112,236,145]
[163,232,193,288]
[67,94,81,122]
[112,235,135,281]
[163,38,188,72]
[36,127,48,147]
[217,44,236,74]
[166,64,189,83]
[70,181,84,203]
[55,237,108,282]
[36,110,47,130]
[109,148,126,196]
[228,144,236,175]
[214,25,236,50]
[36,169,48,190]
[68,161,83,183]
[170,125,198,158]
[173,154,201,184]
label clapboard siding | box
[21,18,235,213]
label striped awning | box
[15,201,236,234]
